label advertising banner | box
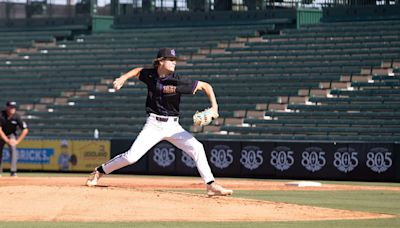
[115,140,399,182]
[147,140,203,177]
[239,141,275,178]
[69,140,110,171]
[148,141,179,175]
[205,141,241,177]
[9,138,397,181]
[1,139,110,172]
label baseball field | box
[0,173,399,228]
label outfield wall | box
[2,139,399,182]
[110,139,400,182]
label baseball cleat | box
[10,172,17,177]
[86,168,103,187]
[207,182,233,196]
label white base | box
[285,181,322,187]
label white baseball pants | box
[102,113,215,184]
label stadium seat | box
[1,18,399,142]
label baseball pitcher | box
[86,48,232,196]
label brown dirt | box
[0,176,397,222]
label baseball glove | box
[193,108,219,126]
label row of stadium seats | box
[0,19,399,142]
[189,19,400,141]
[0,22,277,139]
[0,30,73,54]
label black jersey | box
[0,110,28,136]
[139,68,198,116]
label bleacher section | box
[0,19,399,142]
[201,20,400,142]
[0,23,275,139]
[0,30,74,54]
[0,28,78,107]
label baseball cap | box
[6,101,17,108]
[156,48,182,60]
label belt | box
[156,117,178,122]
[150,114,179,122]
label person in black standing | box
[0,101,29,177]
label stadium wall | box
[110,140,400,182]
[2,139,398,182]
[112,9,297,28]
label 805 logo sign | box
[240,146,264,170]
[366,147,392,173]
[181,152,196,168]
[333,147,358,173]
[210,145,234,169]
[153,143,175,168]
[270,146,294,171]
[301,147,326,172]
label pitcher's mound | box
[0,176,394,222]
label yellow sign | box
[70,140,110,171]
[1,139,110,172]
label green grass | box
[318,180,400,187]
[233,190,400,215]
[0,173,399,228]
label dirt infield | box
[0,176,397,222]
